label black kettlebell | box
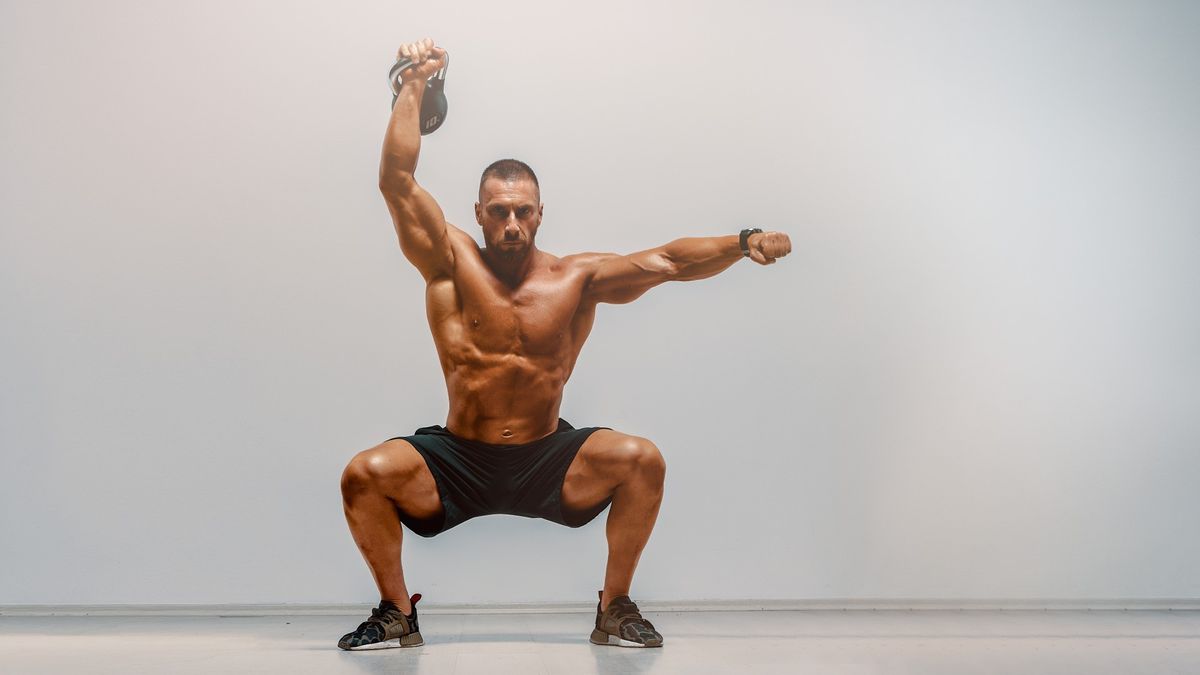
[389,50,449,135]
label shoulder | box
[445,222,474,244]
[560,251,620,278]
[444,223,484,259]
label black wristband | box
[739,228,763,257]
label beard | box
[492,238,530,261]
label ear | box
[474,202,482,226]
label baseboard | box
[2,598,1199,616]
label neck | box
[483,245,537,287]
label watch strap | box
[739,228,763,257]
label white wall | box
[2,0,1198,605]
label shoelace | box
[607,600,656,632]
[357,605,401,632]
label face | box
[475,177,543,260]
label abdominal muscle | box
[426,241,593,445]
[442,352,570,444]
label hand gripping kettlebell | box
[389,50,449,135]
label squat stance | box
[338,38,792,650]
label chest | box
[455,267,583,356]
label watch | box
[739,228,763,257]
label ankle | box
[599,589,629,613]
[382,598,413,615]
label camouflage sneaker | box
[589,591,664,648]
[337,593,424,650]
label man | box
[338,38,792,651]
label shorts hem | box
[385,435,452,538]
[552,426,614,529]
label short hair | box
[479,158,539,199]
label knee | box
[340,449,391,497]
[618,436,666,484]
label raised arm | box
[379,38,454,281]
[580,231,792,305]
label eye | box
[517,207,530,217]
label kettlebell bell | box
[389,50,449,135]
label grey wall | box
[2,0,1198,605]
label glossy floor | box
[1,609,1197,674]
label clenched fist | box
[746,231,792,265]
[396,38,446,85]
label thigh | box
[560,429,652,516]
[350,438,444,523]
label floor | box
[1,609,1198,674]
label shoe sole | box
[589,628,662,648]
[341,631,424,650]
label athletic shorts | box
[385,418,612,538]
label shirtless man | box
[337,38,792,651]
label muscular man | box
[338,38,792,651]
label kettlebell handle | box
[389,50,449,98]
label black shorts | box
[386,418,612,538]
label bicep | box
[581,249,677,305]
[381,175,455,278]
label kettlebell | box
[389,50,449,135]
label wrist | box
[399,79,426,96]
[738,228,763,257]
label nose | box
[504,218,521,239]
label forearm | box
[661,235,744,281]
[379,80,426,187]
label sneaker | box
[337,593,424,650]
[589,590,663,648]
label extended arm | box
[582,231,792,304]
[379,39,453,280]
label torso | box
[425,225,599,444]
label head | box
[475,159,543,261]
